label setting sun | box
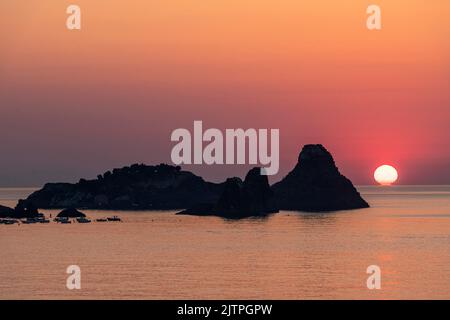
[374,165,398,185]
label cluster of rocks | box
[178,167,278,218]
[179,145,368,218]
[23,144,369,219]
[0,200,87,220]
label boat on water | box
[76,217,91,223]
[107,216,121,222]
[22,218,39,224]
[1,219,18,225]
[55,217,71,224]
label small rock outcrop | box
[178,167,278,218]
[57,208,86,218]
[14,199,41,217]
[272,144,369,212]
[0,200,42,219]
[0,205,15,218]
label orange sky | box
[1,0,450,186]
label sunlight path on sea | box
[1,186,450,299]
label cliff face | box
[26,164,224,210]
[272,144,369,211]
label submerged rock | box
[272,144,369,212]
[178,167,278,218]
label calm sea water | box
[1,186,450,299]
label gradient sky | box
[1,0,450,186]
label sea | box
[1,186,450,299]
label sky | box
[1,0,450,186]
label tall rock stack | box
[272,144,369,212]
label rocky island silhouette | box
[1,144,369,220]
[273,144,369,211]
